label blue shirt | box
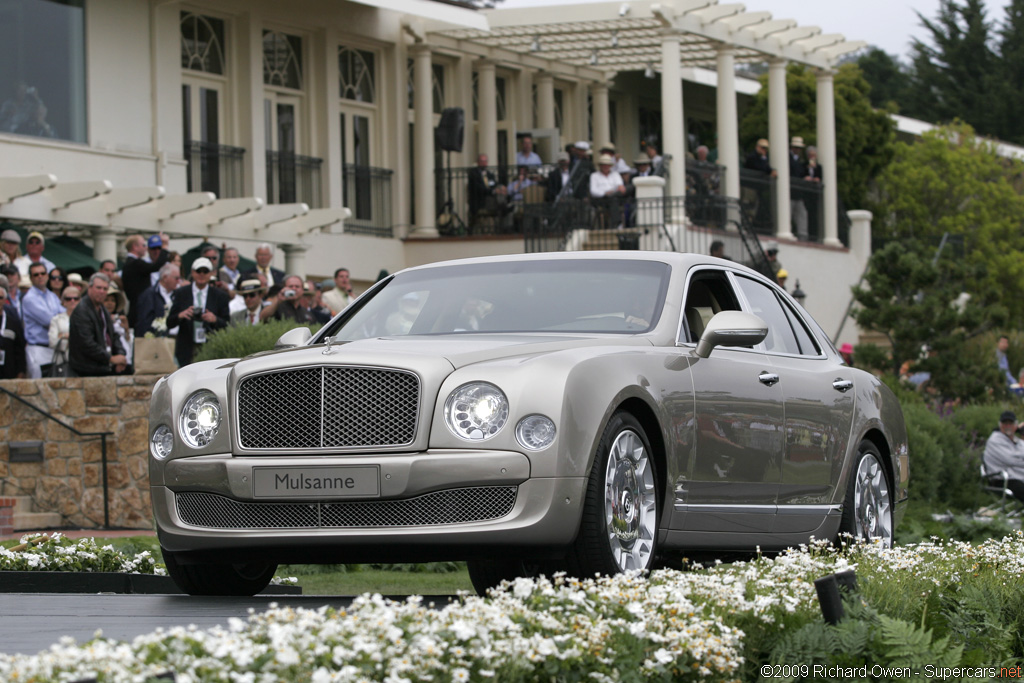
[21,286,62,345]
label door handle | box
[759,372,780,386]
[832,378,853,392]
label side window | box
[680,270,741,343]
[734,276,801,355]
[783,302,821,356]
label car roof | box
[400,250,756,276]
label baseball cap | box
[776,268,788,279]
[192,257,213,272]
[27,231,44,245]
[147,234,162,248]
[1,229,20,244]
[556,151,570,162]
[1001,411,1017,424]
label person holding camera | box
[165,257,230,367]
[260,274,314,324]
[983,410,1024,503]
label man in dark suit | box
[545,151,572,202]
[166,257,230,367]
[135,263,179,338]
[122,233,169,328]
[245,243,285,288]
[68,273,128,377]
[0,283,27,379]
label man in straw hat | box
[231,279,266,326]
[590,153,627,229]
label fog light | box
[516,415,556,451]
[151,425,173,460]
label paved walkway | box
[1,528,156,542]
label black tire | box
[566,411,660,579]
[162,548,277,596]
[838,440,894,547]
[467,559,564,596]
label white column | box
[660,31,686,200]
[847,209,872,265]
[715,46,740,202]
[536,72,555,131]
[411,44,438,237]
[478,60,498,163]
[591,81,610,148]
[282,244,307,280]
[817,69,841,247]
[92,228,119,264]
[768,58,793,240]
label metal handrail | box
[0,385,115,529]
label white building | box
[0,0,873,345]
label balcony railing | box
[342,164,393,238]
[266,151,323,208]
[184,141,245,199]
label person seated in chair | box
[983,410,1024,503]
[468,153,509,228]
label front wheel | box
[839,441,893,547]
[567,411,660,578]
[163,548,277,596]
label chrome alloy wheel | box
[853,452,893,547]
[603,429,657,571]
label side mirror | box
[274,327,312,350]
[695,311,768,358]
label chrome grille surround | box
[236,366,420,450]
[175,487,518,529]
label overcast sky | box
[499,0,1013,61]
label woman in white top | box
[48,285,81,351]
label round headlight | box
[150,424,174,460]
[179,390,221,448]
[444,382,509,441]
[516,415,556,451]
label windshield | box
[323,259,671,341]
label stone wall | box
[0,376,158,529]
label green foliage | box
[738,63,895,210]
[193,318,322,363]
[855,48,912,111]
[771,599,964,676]
[851,238,1007,401]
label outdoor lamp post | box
[792,280,806,307]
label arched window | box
[263,31,303,89]
[339,47,376,103]
[406,60,445,114]
[180,13,225,75]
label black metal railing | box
[266,151,323,208]
[342,164,393,238]
[184,141,246,199]
[0,385,115,529]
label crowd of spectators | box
[0,228,354,378]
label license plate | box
[253,466,379,499]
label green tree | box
[738,63,895,211]
[904,0,1001,137]
[873,121,1024,309]
[854,48,912,111]
[851,241,1006,401]
[994,0,1024,143]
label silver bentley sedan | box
[149,252,908,596]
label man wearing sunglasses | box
[230,279,266,326]
[22,261,63,377]
[166,257,230,367]
[13,231,55,281]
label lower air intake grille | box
[175,487,518,529]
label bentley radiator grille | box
[175,487,518,529]
[237,367,419,449]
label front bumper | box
[152,449,587,563]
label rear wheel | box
[839,441,893,547]
[162,548,277,596]
[567,412,659,578]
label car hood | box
[233,334,654,374]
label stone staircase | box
[3,496,62,533]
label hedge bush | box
[193,318,322,363]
